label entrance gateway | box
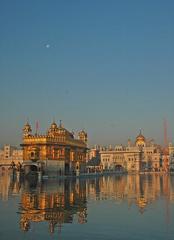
[22,161,40,175]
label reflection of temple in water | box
[1,173,174,234]
[19,179,87,233]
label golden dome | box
[58,126,73,137]
[79,130,87,136]
[48,120,74,139]
[23,122,32,132]
[136,130,146,142]
[50,122,58,130]
[78,130,88,143]
[135,130,146,147]
[136,134,145,141]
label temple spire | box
[139,128,142,135]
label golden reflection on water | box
[0,172,174,234]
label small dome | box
[24,122,30,128]
[50,122,58,130]
[23,122,32,137]
[136,130,145,142]
[23,122,32,132]
[135,130,146,147]
[136,134,145,141]
[79,130,87,136]
[78,130,88,143]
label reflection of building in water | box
[0,172,21,201]
[100,131,162,172]
[86,174,174,215]
[97,176,127,201]
[0,172,12,201]
[1,173,174,234]
[19,179,87,233]
[21,121,88,176]
[169,177,174,202]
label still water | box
[0,173,174,240]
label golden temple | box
[21,121,88,176]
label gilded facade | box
[21,121,88,175]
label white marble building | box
[100,131,162,172]
[0,145,23,164]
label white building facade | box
[0,145,23,164]
[100,131,162,172]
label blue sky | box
[0,0,174,147]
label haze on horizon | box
[0,0,174,147]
